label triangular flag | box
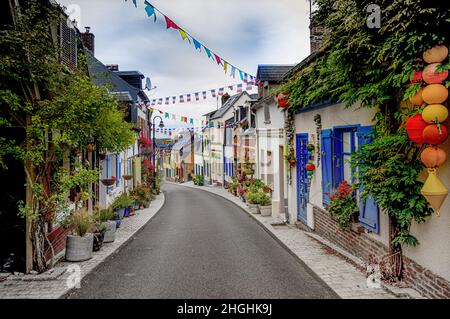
[228,85,234,91]
[165,16,178,29]
[193,39,202,51]
[187,94,191,102]
[214,54,222,65]
[237,84,243,93]
[190,118,194,124]
[218,87,224,96]
[231,66,236,78]
[178,29,190,42]
[179,95,184,103]
[211,89,216,98]
[195,92,199,101]
[239,70,244,81]
[164,112,169,119]
[202,91,207,99]
[223,61,228,74]
[144,1,157,22]
[172,114,176,120]
[204,47,212,59]
[172,96,176,104]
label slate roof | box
[210,92,250,120]
[256,64,295,83]
[115,71,145,79]
[86,52,140,102]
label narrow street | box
[67,183,338,299]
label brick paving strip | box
[174,181,425,299]
[0,193,165,299]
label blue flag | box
[193,38,202,51]
[144,1,157,21]
[204,47,212,59]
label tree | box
[0,0,135,272]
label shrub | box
[111,193,133,210]
[257,192,271,206]
[70,209,92,237]
[328,181,359,229]
[94,207,115,222]
[246,192,260,205]
[193,174,204,186]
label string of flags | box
[155,126,206,137]
[125,0,264,86]
[149,107,206,125]
[149,82,255,105]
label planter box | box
[65,234,93,262]
[102,221,117,243]
[260,205,272,217]
[247,203,260,214]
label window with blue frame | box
[332,126,358,187]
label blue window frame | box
[321,129,333,205]
[332,125,359,187]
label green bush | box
[257,192,271,206]
[111,193,133,210]
[193,174,204,186]
[70,209,92,237]
[94,207,115,222]
[246,192,260,205]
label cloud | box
[57,0,311,134]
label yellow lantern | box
[421,104,449,123]
[423,45,449,64]
[421,168,449,216]
[409,87,425,106]
[422,84,448,104]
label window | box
[332,126,357,187]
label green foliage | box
[94,207,115,223]
[111,193,134,210]
[193,174,204,186]
[131,185,152,206]
[246,191,271,206]
[328,181,359,230]
[352,129,433,246]
[69,209,92,237]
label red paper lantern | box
[276,93,289,109]
[405,114,428,145]
[422,124,449,145]
[411,70,423,83]
[423,63,449,84]
[306,163,316,171]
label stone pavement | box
[176,181,412,299]
[0,193,165,299]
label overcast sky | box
[56,0,311,137]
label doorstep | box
[0,192,165,299]
[174,182,423,299]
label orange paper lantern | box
[421,146,447,168]
[422,124,449,145]
[423,63,449,84]
[423,45,449,64]
[422,84,448,104]
[409,87,425,106]
[421,104,448,123]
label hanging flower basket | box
[122,175,133,181]
[101,176,116,186]
[276,93,289,109]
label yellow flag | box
[179,29,188,41]
[224,61,228,74]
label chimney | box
[106,64,119,71]
[309,14,324,54]
[81,27,95,55]
[221,93,231,106]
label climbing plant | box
[280,0,450,279]
[0,0,135,272]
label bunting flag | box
[144,1,156,21]
[172,114,176,120]
[125,0,137,8]
[151,82,256,105]
[239,70,245,82]
[136,1,254,83]
[164,112,169,119]
[158,98,163,105]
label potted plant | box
[94,207,116,243]
[65,209,94,262]
[193,174,205,186]
[258,192,272,217]
[328,180,359,230]
[134,185,151,208]
[111,193,133,218]
[111,212,122,228]
[246,191,260,214]
[122,174,133,181]
[101,175,116,186]
[263,184,273,194]
[92,223,107,252]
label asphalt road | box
[67,183,338,299]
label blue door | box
[296,133,309,224]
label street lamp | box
[152,115,164,189]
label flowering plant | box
[327,180,359,229]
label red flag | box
[214,54,222,65]
[165,16,179,29]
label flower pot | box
[101,221,117,243]
[65,233,94,262]
[247,203,260,214]
[122,175,133,181]
[115,208,125,219]
[101,178,116,186]
[123,207,131,217]
[112,218,122,229]
[259,205,272,217]
[144,201,151,208]
[134,201,140,210]
[93,232,104,252]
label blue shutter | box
[321,129,333,205]
[357,126,379,233]
[116,154,121,186]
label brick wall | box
[44,226,70,262]
[312,205,450,299]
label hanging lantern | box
[405,114,428,145]
[422,45,449,64]
[276,93,289,109]
[422,84,448,104]
[422,63,449,84]
[421,146,447,168]
[422,124,449,145]
[421,168,448,216]
[409,87,425,106]
[306,163,316,171]
[421,104,449,123]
